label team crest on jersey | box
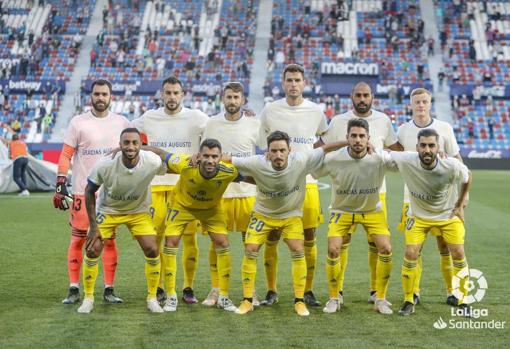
[197,190,206,196]
[216,181,222,187]
[172,156,180,164]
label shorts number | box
[329,213,342,224]
[406,218,415,231]
[96,212,106,224]
[149,207,155,219]
[166,209,180,222]
[73,197,82,211]
[248,217,265,232]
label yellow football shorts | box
[327,210,390,238]
[405,216,465,245]
[245,212,304,245]
[302,183,324,229]
[164,204,228,236]
[151,186,197,236]
[347,193,388,239]
[222,196,256,232]
[398,202,441,236]
[96,212,156,239]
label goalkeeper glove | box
[53,175,72,210]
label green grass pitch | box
[0,170,508,348]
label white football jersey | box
[203,113,262,198]
[321,109,397,193]
[132,107,208,186]
[259,98,328,183]
[232,148,324,218]
[313,148,396,213]
[398,118,461,203]
[88,150,167,214]
[389,152,469,221]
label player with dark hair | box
[54,78,130,305]
[144,138,240,313]
[258,64,329,307]
[77,128,167,313]
[201,81,264,306]
[231,131,344,316]
[389,129,472,316]
[396,88,464,306]
[314,119,395,315]
[132,76,209,305]
[320,82,402,304]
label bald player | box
[320,82,401,304]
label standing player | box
[132,76,208,304]
[201,82,262,306]
[78,128,166,314]
[390,129,472,316]
[54,79,130,304]
[146,139,240,312]
[314,119,394,315]
[232,131,343,316]
[320,82,401,304]
[397,88,463,306]
[258,64,329,306]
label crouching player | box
[77,128,167,313]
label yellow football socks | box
[441,252,454,293]
[216,246,231,297]
[453,258,469,304]
[368,243,378,292]
[264,240,279,291]
[413,253,423,296]
[304,238,317,292]
[401,258,417,303]
[338,242,350,293]
[241,251,258,299]
[291,251,306,299]
[144,256,161,300]
[83,256,99,300]
[182,233,198,289]
[326,256,341,298]
[376,253,392,299]
[208,242,219,289]
[162,246,178,296]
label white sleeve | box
[87,162,103,186]
[452,159,470,183]
[131,115,144,131]
[305,148,325,173]
[384,118,398,146]
[317,110,329,135]
[232,155,260,176]
[445,124,461,157]
[381,150,399,171]
[258,107,269,150]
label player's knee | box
[378,244,392,255]
[143,245,159,258]
[212,236,229,249]
[343,234,352,244]
[404,247,419,261]
[449,248,465,260]
[328,246,340,259]
[436,238,449,254]
[303,228,315,240]
[86,248,100,259]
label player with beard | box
[54,79,130,305]
[201,82,263,306]
[389,129,472,316]
[132,76,208,305]
[258,64,329,307]
[319,82,401,305]
[78,128,167,314]
[396,88,463,306]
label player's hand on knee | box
[53,176,72,210]
[85,227,101,253]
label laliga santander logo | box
[452,268,487,304]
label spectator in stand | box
[487,116,494,140]
[468,40,476,62]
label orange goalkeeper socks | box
[68,235,85,285]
